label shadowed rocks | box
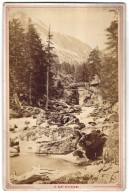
[79,130,107,160]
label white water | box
[10,117,37,129]
[75,106,94,126]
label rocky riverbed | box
[9,85,119,185]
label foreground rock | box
[79,130,107,160]
[11,162,119,184]
[54,162,119,184]
[36,127,82,154]
[37,138,76,154]
[10,134,20,157]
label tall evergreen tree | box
[75,47,102,83]
[25,18,47,106]
[9,18,26,108]
[99,20,118,105]
[86,47,102,82]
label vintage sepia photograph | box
[3,3,125,190]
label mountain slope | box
[10,11,92,64]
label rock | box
[72,150,85,158]
[49,100,69,112]
[104,118,109,122]
[33,108,41,115]
[21,106,43,117]
[103,147,117,164]
[33,115,37,119]
[84,93,91,103]
[85,164,103,176]
[10,124,18,131]
[78,123,85,130]
[66,105,81,113]
[111,164,119,173]
[104,124,119,164]
[112,102,118,113]
[10,138,19,147]
[12,175,49,184]
[30,121,85,155]
[36,137,77,154]
[26,106,33,112]
[53,171,90,184]
[56,106,63,111]
[68,107,75,113]
[23,126,29,131]
[9,124,16,131]
[25,121,30,125]
[88,122,96,126]
[13,145,20,153]
[79,130,107,160]
[10,147,18,153]
[10,153,19,157]
[10,127,15,131]
[97,168,115,184]
[45,111,79,127]
[110,172,119,183]
[35,123,84,155]
[109,113,119,122]
[102,126,108,131]
[61,115,70,124]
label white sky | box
[10,8,117,50]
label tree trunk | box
[46,66,49,110]
[29,73,32,105]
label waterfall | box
[78,87,85,106]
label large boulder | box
[36,137,77,154]
[35,125,83,154]
[10,137,19,147]
[10,136,20,157]
[79,130,107,160]
[10,147,18,153]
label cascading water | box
[75,87,94,126]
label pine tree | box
[105,20,118,59]
[25,18,47,106]
[9,18,26,108]
[99,20,118,105]
[85,47,102,82]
